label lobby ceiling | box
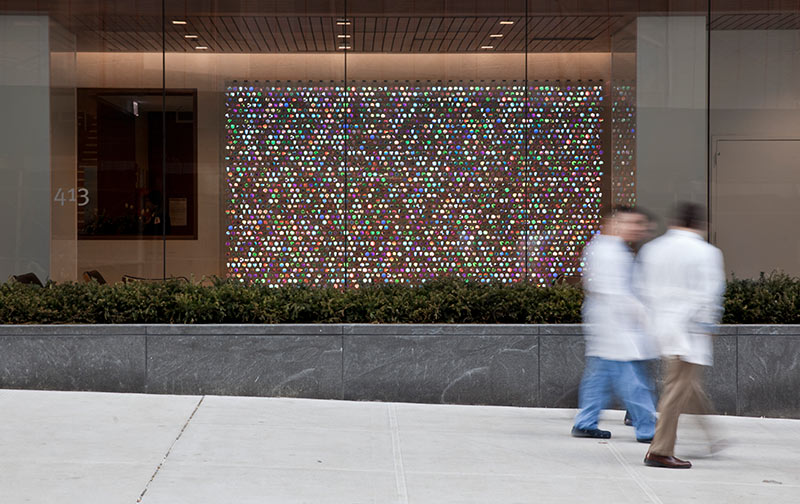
[2,0,798,53]
[67,14,627,53]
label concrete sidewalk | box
[0,390,797,503]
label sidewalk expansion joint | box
[137,395,206,503]
[388,404,410,504]
[605,440,664,504]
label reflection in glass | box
[77,89,196,239]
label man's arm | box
[691,247,726,330]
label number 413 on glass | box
[54,187,89,206]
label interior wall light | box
[481,45,494,49]
[337,34,351,38]
[338,45,351,50]
[195,45,208,50]
[171,20,187,25]
[336,20,351,25]
[499,20,514,25]
[184,34,198,39]
[490,34,503,38]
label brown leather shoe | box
[644,452,692,469]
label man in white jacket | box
[638,203,726,469]
[572,207,658,442]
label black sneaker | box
[624,411,633,426]
[571,426,611,439]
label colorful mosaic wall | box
[224,84,346,285]
[224,81,605,286]
[611,82,637,208]
[527,84,605,284]
[347,84,526,284]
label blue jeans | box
[574,357,656,440]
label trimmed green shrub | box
[721,273,800,324]
[0,273,796,324]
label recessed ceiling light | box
[499,20,514,25]
[490,34,503,38]
[337,34,351,38]
[336,20,351,26]
[195,45,208,50]
[184,34,198,39]
[481,45,494,49]
[172,20,187,25]
[338,45,351,50]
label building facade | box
[1,1,798,286]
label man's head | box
[671,202,707,234]
[603,206,649,243]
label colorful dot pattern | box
[224,84,346,285]
[225,81,604,286]
[347,84,526,284]
[611,82,636,208]
[527,84,605,284]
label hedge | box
[0,274,797,325]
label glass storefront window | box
[710,7,800,278]
[2,1,798,286]
[344,3,526,285]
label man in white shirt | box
[638,203,725,469]
[571,207,658,442]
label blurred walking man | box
[638,203,725,469]
[571,207,658,442]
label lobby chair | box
[10,272,44,287]
[121,275,190,284]
[82,270,107,284]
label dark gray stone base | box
[343,325,538,406]
[707,332,738,415]
[147,335,343,398]
[1,324,799,418]
[737,327,800,417]
[539,326,584,408]
[0,326,146,392]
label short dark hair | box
[602,206,641,219]
[673,202,706,230]
[636,207,656,223]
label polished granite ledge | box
[144,324,343,335]
[344,324,538,335]
[0,324,782,334]
[0,324,150,335]
[0,324,798,417]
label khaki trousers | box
[649,357,715,457]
